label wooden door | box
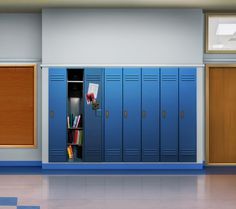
[207,66,236,164]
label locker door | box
[142,68,160,162]
[179,68,196,162]
[160,68,178,162]
[49,68,67,162]
[104,68,123,162]
[123,68,141,162]
[84,68,104,162]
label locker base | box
[42,163,203,170]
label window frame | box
[205,12,236,54]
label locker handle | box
[162,111,166,119]
[106,111,109,119]
[50,111,54,118]
[142,111,147,118]
[124,111,128,118]
[180,111,185,119]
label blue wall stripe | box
[0,161,42,167]
[0,197,17,206]
[17,206,40,209]
[42,163,203,170]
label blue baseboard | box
[0,161,42,167]
[42,163,203,170]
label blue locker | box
[104,68,123,161]
[142,68,160,162]
[49,68,67,162]
[179,68,196,162]
[160,68,179,162]
[123,68,141,162]
[84,68,104,162]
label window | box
[205,13,236,53]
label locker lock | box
[162,111,167,119]
[142,111,147,118]
[180,111,185,119]
[106,111,109,119]
[50,111,54,118]
[124,111,128,118]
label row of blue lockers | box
[49,67,196,162]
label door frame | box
[205,64,236,165]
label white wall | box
[42,9,203,65]
[0,13,42,61]
[0,14,42,161]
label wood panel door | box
[207,66,236,164]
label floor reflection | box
[0,174,235,209]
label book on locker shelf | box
[67,114,82,128]
[67,145,73,159]
[73,130,83,145]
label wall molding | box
[0,59,41,63]
[41,64,205,68]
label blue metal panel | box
[49,68,67,162]
[104,68,123,161]
[84,68,104,162]
[123,68,141,162]
[142,68,160,162]
[179,68,196,162]
[160,68,179,162]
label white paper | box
[87,83,99,104]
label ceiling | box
[0,0,236,12]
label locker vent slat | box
[161,75,177,81]
[50,74,65,81]
[125,75,139,81]
[106,149,121,156]
[181,75,196,81]
[106,75,121,81]
[86,75,101,81]
[143,74,158,81]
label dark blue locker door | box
[123,68,141,162]
[160,68,178,162]
[104,68,123,162]
[142,68,160,162]
[179,68,196,162]
[49,68,67,162]
[84,68,104,162]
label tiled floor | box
[0,197,39,208]
[0,173,236,209]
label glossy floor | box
[0,174,236,209]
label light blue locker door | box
[142,68,160,162]
[104,68,123,162]
[49,68,67,162]
[179,68,196,162]
[84,68,104,162]
[123,68,141,162]
[160,68,179,162]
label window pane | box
[207,15,236,52]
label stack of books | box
[67,114,81,128]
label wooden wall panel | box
[0,65,36,147]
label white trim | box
[41,64,205,68]
[197,67,204,164]
[42,67,49,163]
[0,59,41,63]
[204,58,236,63]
